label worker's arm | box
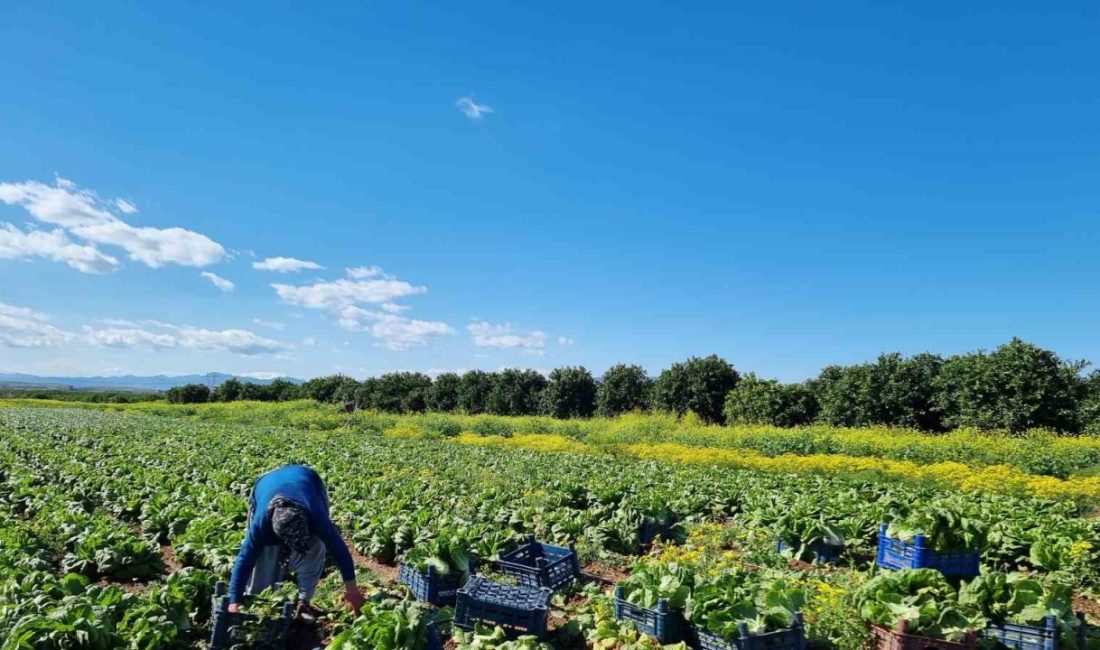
[317,517,364,611]
[227,530,258,608]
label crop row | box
[2,407,1100,649]
[8,399,1100,480]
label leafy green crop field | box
[2,405,1099,649]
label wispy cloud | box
[253,256,324,273]
[200,271,235,292]
[0,177,226,269]
[468,321,548,354]
[83,326,177,349]
[338,306,454,351]
[456,96,493,120]
[272,267,426,310]
[346,265,393,280]
[0,223,119,273]
[0,300,72,348]
[83,319,290,356]
[273,267,451,350]
[252,318,286,331]
[558,336,575,346]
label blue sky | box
[1,2,1098,382]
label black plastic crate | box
[209,582,294,650]
[454,576,552,639]
[983,614,1087,650]
[876,524,980,578]
[775,537,843,564]
[613,584,688,643]
[399,560,473,606]
[498,536,580,590]
[693,613,807,650]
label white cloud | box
[346,265,389,280]
[84,326,176,349]
[253,257,324,273]
[82,320,289,356]
[0,301,72,348]
[0,177,225,268]
[200,271,235,292]
[456,96,493,120]
[272,266,451,350]
[114,198,138,214]
[468,321,548,354]
[237,371,284,380]
[252,318,286,331]
[558,336,575,346]
[301,336,319,346]
[0,223,119,273]
[176,326,288,355]
[272,276,426,310]
[339,307,454,350]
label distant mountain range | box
[0,372,303,393]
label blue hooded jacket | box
[227,465,355,603]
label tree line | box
[166,338,1100,434]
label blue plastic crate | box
[613,585,688,643]
[426,616,450,650]
[692,613,807,650]
[399,560,473,605]
[454,576,552,639]
[498,536,580,590]
[876,524,980,578]
[982,614,1087,650]
[209,582,294,650]
[775,537,843,564]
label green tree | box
[302,374,360,403]
[459,370,495,414]
[428,373,461,412]
[165,383,210,404]
[356,373,432,413]
[936,338,1082,433]
[239,382,272,401]
[488,369,547,416]
[266,378,302,402]
[652,355,739,424]
[813,353,944,430]
[541,366,597,418]
[212,377,244,402]
[1081,370,1100,434]
[723,374,818,427]
[596,364,652,416]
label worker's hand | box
[227,603,241,613]
[344,581,366,613]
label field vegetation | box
[2,404,1100,648]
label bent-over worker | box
[227,464,366,615]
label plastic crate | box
[982,614,1087,650]
[498,536,580,590]
[426,616,450,650]
[775,537,843,564]
[876,524,981,578]
[693,613,807,650]
[454,576,552,639]
[209,582,294,650]
[870,621,977,650]
[613,585,688,643]
[399,560,473,605]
